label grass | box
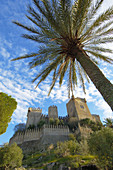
[22,150,96,169]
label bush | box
[14,123,26,133]
[88,127,113,169]
[0,143,23,169]
[55,140,79,157]
[37,120,45,129]
[27,124,36,130]
[80,118,103,132]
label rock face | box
[9,96,100,153]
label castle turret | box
[48,105,58,120]
[26,107,42,128]
[66,96,92,120]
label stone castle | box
[9,96,100,152]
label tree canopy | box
[103,118,113,128]
[0,143,23,169]
[0,92,17,135]
[88,127,113,169]
[14,123,26,133]
[12,0,113,110]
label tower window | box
[80,105,84,109]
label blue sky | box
[0,0,113,145]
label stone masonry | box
[9,96,100,152]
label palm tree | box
[103,118,113,128]
[12,0,113,111]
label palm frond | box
[84,37,113,45]
[74,0,92,35]
[11,53,38,61]
[72,61,77,88]
[82,0,104,32]
[33,55,62,85]
[81,5,113,41]
[85,46,113,54]
[82,27,113,44]
[76,62,86,94]
[59,60,69,86]
[13,21,42,35]
[22,34,49,44]
[86,50,113,64]
[48,60,66,95]
[67,60,71,98]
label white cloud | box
[0,47,10,58]
[0,0,113,125]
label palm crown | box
[12,0,113,110]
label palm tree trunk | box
[76,51,113,111]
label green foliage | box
[37,120,45,129]
[54,118,60,126]
[27,124,36,130]
[14,123,26,133]
[22,149,96,169]
[12,0,113,108]
[103,118,113,128]
[78,140,89,155]
[0,143,23,169]
[49,118,60,126]
[59,119,64,125]
[55,140,79,157]
[69,133,76,141]
[57,155,96,169]
[68,117,78,132]
[80,118,103,131]
[49,118,54,125]
[0,92,17,135]
[88,127,113,169]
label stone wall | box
[9,128,42,145]
[9,125,70,152]
[43,124,69,136]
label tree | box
[80,118,103,131]
[54,118,60,126]
[14,123,26,133]
[103,118,113,128]
[55,140,79,157]
[37,120,45,129]
[88,127,113,169]
[49,118,54,125]
[12,0,113,110]
[0,92,17,135]
[68,117,78,132]
[0,143,23,169]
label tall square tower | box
[66,96,92,120]
[26,107,42,128]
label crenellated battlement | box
[9,128,42,145]
[9,98,101,153]
[49,105,57,108]
[44,124,68,129]
[9,124,69,146]
[28,107,42,113]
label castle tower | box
[48,105,58,120]
[66,96,92,120]
[26,107,42,128]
